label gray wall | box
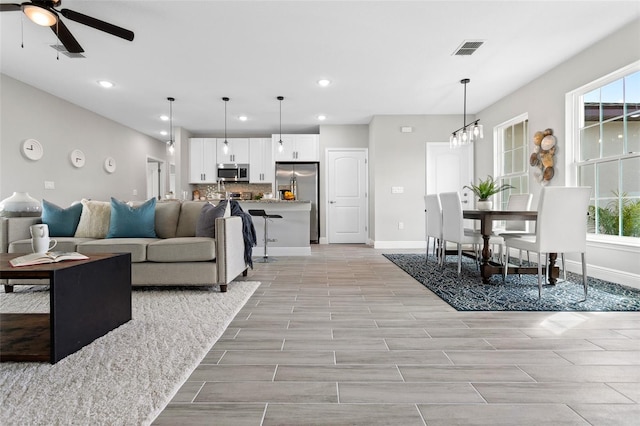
[475,18,640,285]
[368,114,463,247]
[0,74,167,207]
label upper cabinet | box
[189,138,217,183]
[272,134,319,162]
[249,138,274,183]
[217,138,250,163]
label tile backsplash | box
[190,183,272,200]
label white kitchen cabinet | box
[249,138,274,183]
[189,138,217,183]
[272,134,319,162]
[217,138,249,163]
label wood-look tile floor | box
[153,245,640,425]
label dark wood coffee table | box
[0,253,131,364]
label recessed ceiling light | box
[97,80,114,88]
[160,130,168,136]
[160,115,169,121]
[317,115,327,121]
[238,115,248,121]
[317,79,331,87]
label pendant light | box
[449,78,483,148]
[167,97,175,155]
[277,96,284,152]
[222,97,230,154]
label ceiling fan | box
[0,0,134,53]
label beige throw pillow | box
[74,199,111,238]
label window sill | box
[587,233,640,249]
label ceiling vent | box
[453,40,484,56]
[50,45,85,58]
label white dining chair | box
[494,193,534,264]
[503,186,591,300]
[440,192,482,275]
[424,194,443,266]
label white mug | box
[30,224,49,239]
[30,224,57,254]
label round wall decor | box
[104,157,117,173]
[70,149,86,168]
[21,139,43,161]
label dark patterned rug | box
[383,253,640,311]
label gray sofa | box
[0,201,248,292]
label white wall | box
[0,74,167,207]
[476,19,640,287]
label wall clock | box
[104,157,116,173]
[21,139,43,161]
[70,149,86,168]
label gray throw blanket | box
[229,200,257,268]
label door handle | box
[462,200,468,204]
[329,201,336,204]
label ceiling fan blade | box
[60,8,134,41]
[50,19,84,53]
[0,4,21,12]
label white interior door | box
[426,142,473,197]
[327,149,368,243]
[426,142,474,226]
[146,158,165,200]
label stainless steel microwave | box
[217,163,249,182]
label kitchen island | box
[238,200,311,256]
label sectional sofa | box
[0,200,249,292]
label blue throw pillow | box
[106,197,157,238]
[41,199,83,237]
[195,201,227,237]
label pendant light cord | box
[277,96,284,143]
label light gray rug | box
[0,281,260,426]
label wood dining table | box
[462,209,559,284]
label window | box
[494,114,529,210]
[571,66,640,238]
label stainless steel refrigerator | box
[275,162,319,243]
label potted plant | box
[464,175,513,210]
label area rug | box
[0,281,261,426]
[384,253,640,312]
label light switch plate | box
[44,181,55,189]
[391,186,404,194]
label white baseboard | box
[319,237,328,245]
[564,259,640,290]
[373,241,426,250]
[251,246,311,257]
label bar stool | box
[248,209,282,263]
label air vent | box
[453,40,484,56]
[50,45,85,58]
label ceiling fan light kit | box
[1,0,134,54]
[23,4,57,26]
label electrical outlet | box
[398,222,404,230]
[132,189,138,196]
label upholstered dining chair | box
[493,193,534,264]
[503,186,591,300]
[440,191,482,275]
[424,194,443,266]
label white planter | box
[477,200,493,211]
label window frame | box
[565,60,640,243]
[493,112,530,209]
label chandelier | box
[450,78,483,148]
